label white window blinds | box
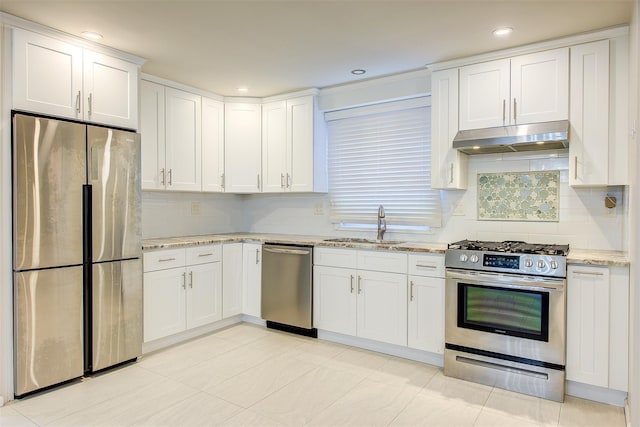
[326,98,441,228]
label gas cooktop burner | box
[448,239,569,256]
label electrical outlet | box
[314,202,325,215]
[191,201,201,216]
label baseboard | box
[566,380,627,407]
[142,315,243,354]
[240,314,266,326]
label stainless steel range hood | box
[452,120,569,155]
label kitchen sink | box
[322,237,405,245]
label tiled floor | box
[1,323,627,426]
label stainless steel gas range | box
[444,240,569,402]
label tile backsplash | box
[143,150,628,252]
[477,171,560,221]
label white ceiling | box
[0,0,633,97]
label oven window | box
[458,283,549,341]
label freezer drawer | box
[14,267,84,396]
[92,259,143,372]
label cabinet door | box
[407,275,444,353]
[566,265,610,387]
[510,48,568,125]
[222,243,244,318]
[569,40,609,187]
[165,88,202,191]
[430,68,467,190]
[225,103,262,193]
[186,262,222,329]
[313,266,357,336]
[287,96,315,192]
[140,80,166,190]
[356,270,407,346]
[459,59,510,130]
[242,243,262,318]
[143,268,186,342]
[12,29,83,120]
[83,50,139,129]
[202,97,225,192]
[262,101,287,193]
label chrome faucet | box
[377,205,386,241]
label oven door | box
[445,268,566,366]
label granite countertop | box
[141,233,629,266]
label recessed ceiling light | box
[493,27,513,37]
[237,87,249,92]
[81,31,103,41]
[351,69,366,75]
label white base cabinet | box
[12,28,139,130]
[242,243,262,318]
[566,265,629,391]
[313,248,407,347]
[143,245,222,342]
[222,243,243,318]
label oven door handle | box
[446,269,565,292]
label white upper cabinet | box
[225,103,262,193]
[430,68,467,190]
[458,48,568,130]
[262,95,322,193]
[12,28,139,130]
[164,87,202,192]
[202,97,225,192]
[140,80,166,190]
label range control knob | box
[524,258,533,268]
[470,254,479,263]
[537,259,546,269]
[459,254,468,262]
[550,260,558,270]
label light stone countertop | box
[141,233,629,266]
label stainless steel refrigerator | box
[12,113,142,397]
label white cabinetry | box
[566,265,629,391]
[13,28,138,129]
[407,254,445,354]
[143,245,222,342]
[430,68,467,189]
[459,48,568,130]
[202,97,225,192]
[262,95,323,193]
[313,248,407,346]
[242,243,262,318]
[225,103,262,193]
[569,37,629,187]
[165,88,202,191]
[140,80,166,190]
[222,243,243,318]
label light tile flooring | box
[1,323,627,426]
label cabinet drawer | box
[408,254,445,278]
[143,249,185,272]
[314,247,357,269]
[357,250,407,274]
[186,244,222,265]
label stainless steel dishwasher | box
[261,243,316,337]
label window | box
[325,97,441,230]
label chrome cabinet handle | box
[221,173,225,189]
[88,93,93,117]
[502,99,506,124]
[256,248,260,264]
[449,163,454,184]
[513,98,517,123]
[76,91,81,113]
[182,272,186,289]
[287,173,291,188]
[159,257,176,262]
[168,169,173,186]
[350,275,354,293]
[572,270,605,276]
[189,271,193,288]
[416,264,438,269]
[574,156,578,180]
[198,253,213,257]
[281,173,285,189]
[160,168,166,186]
[357,276,362,294]
[410,281,415,301]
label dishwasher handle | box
[263,247,311,256]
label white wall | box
[245,152,627,251]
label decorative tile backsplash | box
[477,171,560,221]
